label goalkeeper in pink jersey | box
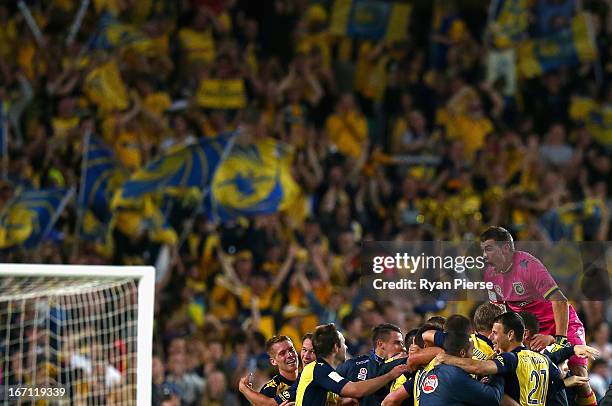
[480,226,598,406]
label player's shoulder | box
[262,375,281,389]
[514,250,545,268]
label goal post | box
[0,264,155,405]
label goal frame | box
[0,263,155,405]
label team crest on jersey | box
[281,390,290,400]
[357,367,367,380]
[422,375,438,394]
[513,282,525,295]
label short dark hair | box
[480,226,515,250]
[302,333,313,342]
[415,323,443,348]
[426,316,446,329]
[473,302,503,332]
[265,336,292,357]
[445,315,472,335]
[494,312,524,342]
[372,323,402,344]
[444,332,471,357]
[313,324,341,358]
[404,328,419,348]
[518,311,539,335]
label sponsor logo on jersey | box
[422,374,438,394]
[357,367,367,380]
[513,282,525,295]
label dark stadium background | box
[0,0,610,405]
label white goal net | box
[0,265,154,405]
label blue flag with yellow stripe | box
[89,12,151,52]
[206,137,300,221]
[329,0,411,42]
[80,135,121,223]
[517,13,597,78]
[0,187,75,249]
[120,133,235,199]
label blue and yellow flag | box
[84,59,130,114]
[329,0,411,42]
[206,137,301,221]
[488,0,531,48]
[120,133,235,199]
[89,12,152,52]
[570,97,612,149]
[517,13,597,78]
[79,135,123,223]
[0,187,75,249]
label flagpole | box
[1,114,8,181]
[66,0,90,46]
[17,1,45,47]
[40,187,76,246]
[72,131,92,258]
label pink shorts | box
[567,323,587,368]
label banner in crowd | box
[0,187,75,249]
[89,12,152,52]
[517,13,597,78]
[329,0,411,42]
[196,79,247,110]
[488,0,531,48]
[535,0,575,36]
[79,135,123,223]
[207,137,301,221]
[120,132,236,199]
[84,59,130,113]
[570,97,612,149]
[486,48,517,96]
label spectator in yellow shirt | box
[325,93,368,159]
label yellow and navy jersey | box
[335,350,407,406]
[260,374,295,402]
[493,346,560,405]
[295,358,349,406]
[471,333,495,360]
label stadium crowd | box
[0,0,611,405]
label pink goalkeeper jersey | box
[484,250,583,336]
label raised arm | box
[435,353,499,376]
[271,244,297,290]
[238,376,280,406]
[341,364,410,399]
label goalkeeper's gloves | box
[550,335,569,353]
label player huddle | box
[237,227,601,406]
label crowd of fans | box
[0,0,611,405]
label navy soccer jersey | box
[294,358,349,405]
[260,373,295,402]
[405,361,505,406]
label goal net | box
[0,265,154,405]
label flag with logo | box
[517,13,597,78]
[488,0,531,48]
[570,97,612,149]
[0,187,75,249]
[89,12,152,53]
[84,59,130,113]
[120,132,236,199]
[329,0,411,42]
[206,137,301,221]
[79,134,123,223]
